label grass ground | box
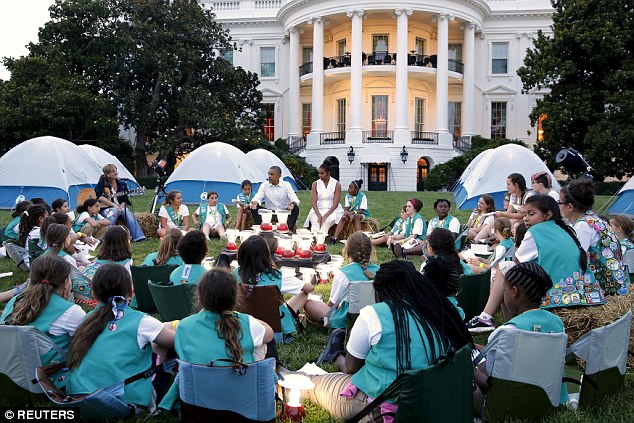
[2,191,631,422]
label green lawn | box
[1,191,630,423]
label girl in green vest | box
[73,198,111,240]
[168,230,208,285]
[424,228,468,276]
[159,268,274,410]
[3,200,30,240]
[391,197,426,258]
[42,222,78,269]
[473,262,567,417]
[305,232,380,330]
[157,190,191,238]
[66,264,175,412]
[426,198,461,239]
[304,260,472,421]
[371,205,407,247]
[18,203,48,248]
[559,179,630,295]
[332,179,370,243]
[0,255,85,365]
[142,228,184,266]
[464,218,514,274]
[423,255,465,320]
[610,215,634,254]
[235,180,254,231]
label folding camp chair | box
[347,345,473,423]
[148,281,198,321]
[623,249,634,278]
[481,326,567,422]
[177,358,277,423]
[130,264,178,312]
[565,310,632,409]
[236,284,284,333]
[322,281,376,330]
[35,358,177,420]
[456,270,491,321]
[0,325,64,404]
[28,239,45,264]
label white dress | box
[304,178,344,232]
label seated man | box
[250,166,300,231]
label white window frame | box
[260,46,277,79]
[336,98,346,133]
[414,98,425,133]
[490,101,508,139]
[490,41,509,75]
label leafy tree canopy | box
[1,0,265,175]
[518,0,634,178]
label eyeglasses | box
[557,201,569,205]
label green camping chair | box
[456,270,491,321]
[347,344,474,423]
[565,310,632,409]
[28,239,45,266]
[481,326,567,422]
[148,281,198,321]
[130,264,178,313]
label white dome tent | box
[453,144,560,210]
[78,144,140,189]
[165,142,266,204]
[0,136,104,209]
[245,149,299,190]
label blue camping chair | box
[35,359,177,420]
[177,358,277,422]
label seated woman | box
[169,230,208,285]
[466,194,496,243]
[303,260,472,421]
[158,268,274,410]
[73,198,111,241]
[305,232,379,331]
[51,198,74,221]
[423,228,468,276]
[42,223,77,269]
[233,235,313,336]
[530,171,559,201]
[66,264,174,414]
[0,255,85,365]
[495,173,535,223]
[157,190,190,238]
[559,179,630,294]
[426,198,461,240]
[49,212,94,267]
[142,228,184,266]
[305,163,344,235]
[3,200,31,241]
[234,180,254,231]
[18,204,49,249]
[390,198,426,258]
[371,205,407,247]
[473,262,567,417]
[332,179,369,243]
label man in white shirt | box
[250,166,301,230]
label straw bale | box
[329,218,379,240]
[552,291,634,366]
[135,212,159,238]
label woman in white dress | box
[304,163,344,234]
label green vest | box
[142,251,184,267]
[66,306,153,406]
[346,192,370,217]
[529,220,603,308]
[329,262,380,329]
[4,216,20,240]
[428,215,457,232]
[0,294,74,365]
[578,211,630,295]
[169,264,207,285]
[233,268,296,334]
[404,213,426,240]
[199,202,227,227]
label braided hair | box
[373,260,472,375]
[505,262,553,306]
[422,255,461,297]
[525,194,587,271]
[342,232,376,279]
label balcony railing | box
[411,131,438,145]
[454,135,472,152]
[320,132,346,144]
[287,135,306,154]
[254,0,281,9]
[211,1,240,11]
[300,53,463,75]
[363,131,393,143]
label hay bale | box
[329,217,379,240]
[552,291,634,366]
[135,212,159,238]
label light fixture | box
[347,146,355,164]
[278,374,315,421]
[400,145,409,164]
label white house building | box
[203,0,553,191]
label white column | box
[434,13,450,136]
[310,16,324,137]
[347,9,364,144]
[394,8,412,144]
[287,27,301,137]
[461,22,476,136]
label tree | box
[12,0,264,175]
[518,0,634,178]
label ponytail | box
[216,311,244,362]
[156,228,182,265]
[18,204,47,247]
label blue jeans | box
[100,207,146,241]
